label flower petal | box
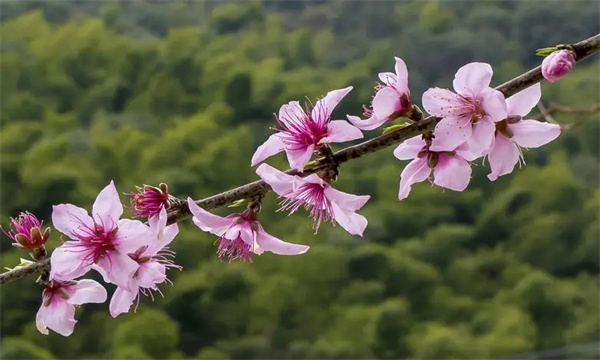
[323,186,370,212]
[320,120,363,144]
[312,86,353,122]
[432,154,472,191]
[279,101,306,126]
[393,135,426,160]
[148,206,167,239]
[398,158,431,200]
[187,198,232,236]
[91,181,123,227]
[109,287,138,318]
[464,117,495,158]
[429,117,472,152]
[36,298,76,337]
[346,114,388,131]
[480,88,507,122]
[394,57,409,93]
[285,144,315,171]
[95,252,139,290]
[510,120,561,148]
[256,226,309,255]
[51,204,94,241]
[251,134,286,166]
[372,87,401,120]
[330,202,368,236]
[422,87,462,118]
[506,83,541,117]
[378,72,396,85]
[487,133,520,181]
[67,279,107,305]
[136,261,167,288]
[453,62,493,97]
[116,219,154,253]
[256,163,295,195]
[49,242,92,281]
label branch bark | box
[1,33,599,286]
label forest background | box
[0,1,599,359]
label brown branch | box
[1,33,599,286]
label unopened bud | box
[542,50,575,83]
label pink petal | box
[429,117,472,152]
[256,226,309,255]
[323,186,370,212]
[452,62,493,97]
[51,204,94,240]
[285,143,315,171]
[464,117,495,158]
[116,219,154,253]
[136,261,167,288]
[91,181,123,226]
[372,87,401,120]
[96,252,139,290]
[510,120,561,148]
[224,223,242,240]
[330,202,368,236]
[487,133,520,181]
[238,222,262,252]
[109,287,138,318]
[256,163,295,195]
[36,298,77,336]
[432,154,472,191]
[398,158,431,200]
[392,57,411,96]
[147,207,178,255]
[479,88,508,122]
[67,279,107,305]
[312,86,353,122]
[506,83,541,117]
[278,101,306,126]
[393,135,426,160]
[378,72,396,85]
[346,114,388,131]
[187,197,232,236]
[320,120,363,144]
[251,134,285,166]
[421,87,463,118]
[49,242,92,281]
[148,206,167,239]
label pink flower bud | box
[128,183,170,218]
[1,212,50,250]
[541,50,575,83]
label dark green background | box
[1,1,599,359]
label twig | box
[1,33,599,286]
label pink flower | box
[542,50,576,83]
[50,181,153,289]
[348,57,412,130]
[128,183,170,218]
[187,198,309,262]
[422,62,507,158]
[255,164,370,235]
[109,207,180,317]
[487,83,561,181]
[394,135,472,200]
[251,87,363,171]
[36,278,107,336]
[1,212,50,250]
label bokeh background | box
[1,1,599,359]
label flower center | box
[279,182,334,231]
[217,236,253,262]
[71,215,119,264]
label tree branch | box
[1,33,599,286]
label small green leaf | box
[382,123,410,134]
[535,47,558,56]
[4,258,34,271]
[228,199,250,208]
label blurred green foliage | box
[0,1,598,359]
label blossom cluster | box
[2,49,573,337]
